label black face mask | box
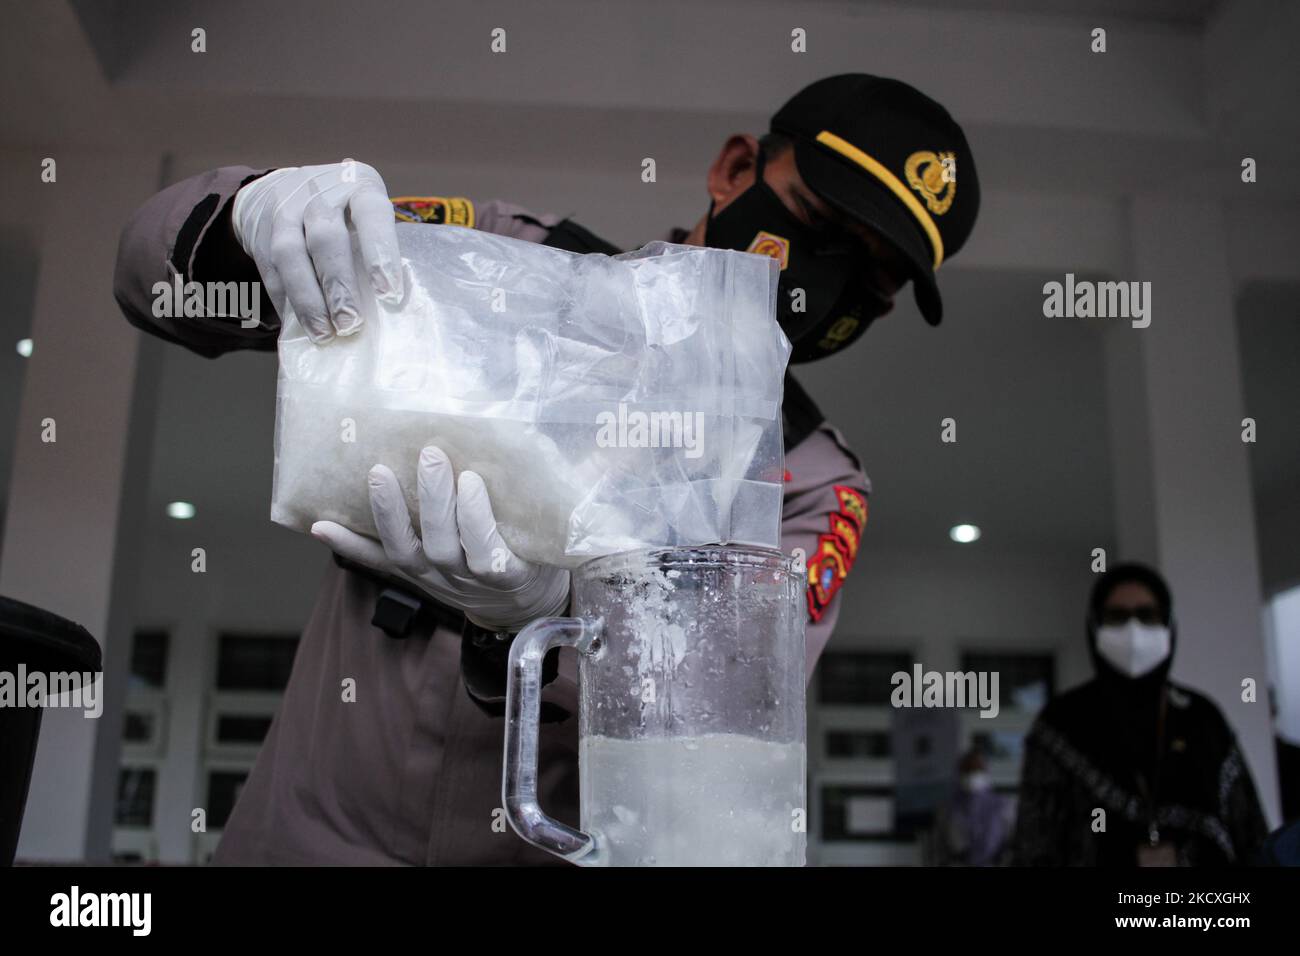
[704,150,894,363]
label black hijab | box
[1079,563,1176,774]
[1086,562,1176,686]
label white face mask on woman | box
[1096,621,1171,678]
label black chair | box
[0,595,101,865]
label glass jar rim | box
[577,544,791,577]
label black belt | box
[332,553,568,722]
[341,557,467,639]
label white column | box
[153,616,210,863]
[1102,323,1158,565]
[0,151,162,860]
[1129,196,1280,825]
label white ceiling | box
[882,0,1219,26]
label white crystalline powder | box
[579,733,806,866]
[270,223,789,567]
[271,397,613,565]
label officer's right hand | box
[231,161,404,344]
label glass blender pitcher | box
[503,545,806,866]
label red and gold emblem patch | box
[390,196,475,228]
[806,484,869,622]
[808,533,850,621]
[835,485,868,531]
[828,512,860,558]
[746,231,790,270]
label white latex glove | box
[311,446,571,633]
[231,160,403,344]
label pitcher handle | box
[503,615,603,865]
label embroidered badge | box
[806,485,869,622]
[829,512,860,561]
[903,150,956,216]
[390,196,475,228]
[834,485,869,531]
[746,231,790,270]
[816,314,861,353]
[807,533,850,622]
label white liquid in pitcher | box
[579,733,806,866]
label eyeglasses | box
[1100,605,1166,626]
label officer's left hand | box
[310,445,571,632]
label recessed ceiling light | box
[950,523,980,544]
[16,338,32,358]
[166,501,196,520]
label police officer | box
[114,73,981,864]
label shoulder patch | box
[829,512,861,560]
[390,196,475,228]
[807,485,870,622]
[807,534,851,623]
[834,485,869,532]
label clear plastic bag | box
[271,222,789,568]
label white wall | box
[1268,587,1300,746]
[835,546,1096,688]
